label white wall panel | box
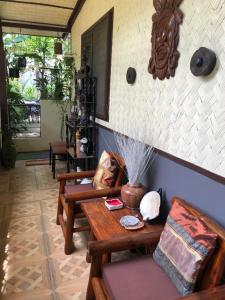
[71,0,225,178]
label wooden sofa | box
[86,197,225,300]
[56,152,125,255]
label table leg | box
[86,231,96,263]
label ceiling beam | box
[0,0,73,10]
[2,21,68,32]
[63,0,86,38]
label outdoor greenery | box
[6,80,27,135]
[4,34,74,101]
[3,34,75,140]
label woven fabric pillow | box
[93,151,119,190]
[153,200,217,296]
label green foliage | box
[23,86,38,100]
[4,34,54,66]
[49,59,74,140]
[3,34,74,140]
[7,79,23,103]
[50,59,73,100]
[7,80,27,135]
[34,74,49,99]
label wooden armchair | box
[49,141,67,179]
[86,197,225,300]
[56,152,125,255]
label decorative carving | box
[148,0,183,80]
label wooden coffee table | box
[81,199,164,243]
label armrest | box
[57,170,96,181]
[89,231,162,256]
[177,284,225,300]
[65,186,122,202]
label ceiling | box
[0,0,85,37]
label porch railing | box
[8,103,41,138]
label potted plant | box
[1,127,17,169]
[114,132,155,209]
[9,67,19,78]
[50,59,73,140]
[64,55,74,67]
[17,56,27,68]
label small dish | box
[120,215,139,227]
[124,221,145,230]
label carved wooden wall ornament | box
[148,0,183,80]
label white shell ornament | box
[140,191,161,221]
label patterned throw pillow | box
[93,151,119,190]
[153,200,217,296]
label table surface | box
[81,199,164,241]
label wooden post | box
[0,19,8,133]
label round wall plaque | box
[190,47,216,76]
[126,67,136,84]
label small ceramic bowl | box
[120,215,139,227]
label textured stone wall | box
[71,0,225,178]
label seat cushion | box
[65,183,93,194]
[50,141,67,147]
[64,183,99,203]
[153,200,217,296]
[102,256,180,300]
[51,144,67,154]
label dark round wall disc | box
[190,47,216,76]
[126,67,136,84]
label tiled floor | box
[0,161,89,300]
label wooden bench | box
[86,197,225,300]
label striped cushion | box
[153,200,217,296]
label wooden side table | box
[81,199,164,261]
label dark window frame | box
[81,8,114,121]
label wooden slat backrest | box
[172,197,225,291]
[108,152,125,187]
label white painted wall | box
[71,0,225,178]
[14,100,68,152]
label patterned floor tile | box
[1,258,50,295]
[0,193,13,205]
[0,220,9,240]
[7,215,43,237]
[0,290,53,300]
[38,182,59,190]
[56,282,87,300]
[0,205,12,220]
[40,199,58,216]
[36,189,59,201]
[46,230,88,255]
[49,252,90,287]
[0,162,127,300]
[43,214,59,232]
[0,233,46,263]
[10,181,37,193]
[11,202,41,219]
[45,230,65,255]
[0,183,10,193]
[11,191,40,203]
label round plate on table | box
[124,221,145,230]
[120,215,139,227]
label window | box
[81,8,113,121]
